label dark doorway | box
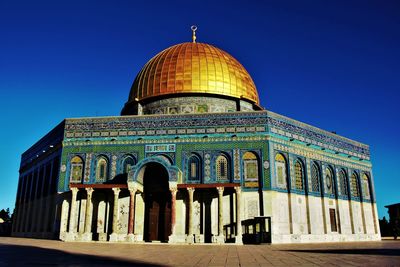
[143,162,171,242]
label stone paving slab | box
[0,237,399,267]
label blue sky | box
[0,0,399,219]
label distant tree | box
[0,208,11,222]
[379,216,390,236]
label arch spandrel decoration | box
[130,156,182,185]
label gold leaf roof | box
[128,42,259,104]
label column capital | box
[216,186,224,195]
[112,187,121,195]
[129,187,137,196]
[71,187,79,194]
[170,187,178,195]
[234,186,241,194]
[187,187,195,194]
[86,187,94,195]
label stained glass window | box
[188,155,201,181]
[122,156,135,174]
[350,172,360,197]
[294,160,304,190]
[311,163,320,192]
[325,167,334,195]
[243,152,258,182]
[362,173,370,199]
[216,154,229,181]
[70,156,83,183]
[275,153,287,188]
[338,169,348,196]
[96,156,108,182]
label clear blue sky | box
[0,0,399,219]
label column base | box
[235,234,243,244]
[64,232,78,242]
[195,234,204,243]
[81,232,93,242]
[186,234,195,244]
[109,233,121,242]
[59,231,67,241]
[212,235,225,244]
[126,233,137,242]
[110,233,128,242]
[98,233,108,242]
[168,234,187,243]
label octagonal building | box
[12,30,380,244]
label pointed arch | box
[350,172,360,197]
[338,168,348,197]
[325,166,335,195]
[188,153,202,181]
[216,153,230,181]
[96,155,109,182]
[70,156,84,183]
[122,155,136,174]
[243,151,260,187]
[275,153,287,189]
[362,173,371,199]
[294,159,304,190]
[311,162,321,193]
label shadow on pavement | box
[0,243,165,266]
[283,248,400,257]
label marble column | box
[82,188,94,241]
[59,199,70,241]
[234,186,243,244]
[127,187,137,241]
[216,186,225,243]
[168,186,178,243]
[187,187,195,243]
[67,187,78,241]
[110,188,120,241]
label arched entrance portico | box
[142,162,171,242]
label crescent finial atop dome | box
[191,25,197,43]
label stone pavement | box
[0,237,399,267]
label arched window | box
[122,156,135,174]
[188,154,201,181]
[350,172,360,197]
[294,160,304,190]
[70,156,84,183]
[325,167,334,195]
[362,173,370,199]
[216,154,229,181]
[96,156,109,182]
[243,152,259,183]
[338,169,348,196]
[275,153,287,188]
[311,162,321,192]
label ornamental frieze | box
[63,110,370,159]
[271,141,371,172]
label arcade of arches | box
[59,162,244,244]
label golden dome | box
[128,42,259,105]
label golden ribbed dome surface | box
[129,42,259,104]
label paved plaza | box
[0,237,399,266]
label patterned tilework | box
[233,149,241,181]
[175,140,269,188]
[84,153,92,183]
[63,110,370,160]
[267,111,369,159]
[142,96,237,115]
[58,109,373,197]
